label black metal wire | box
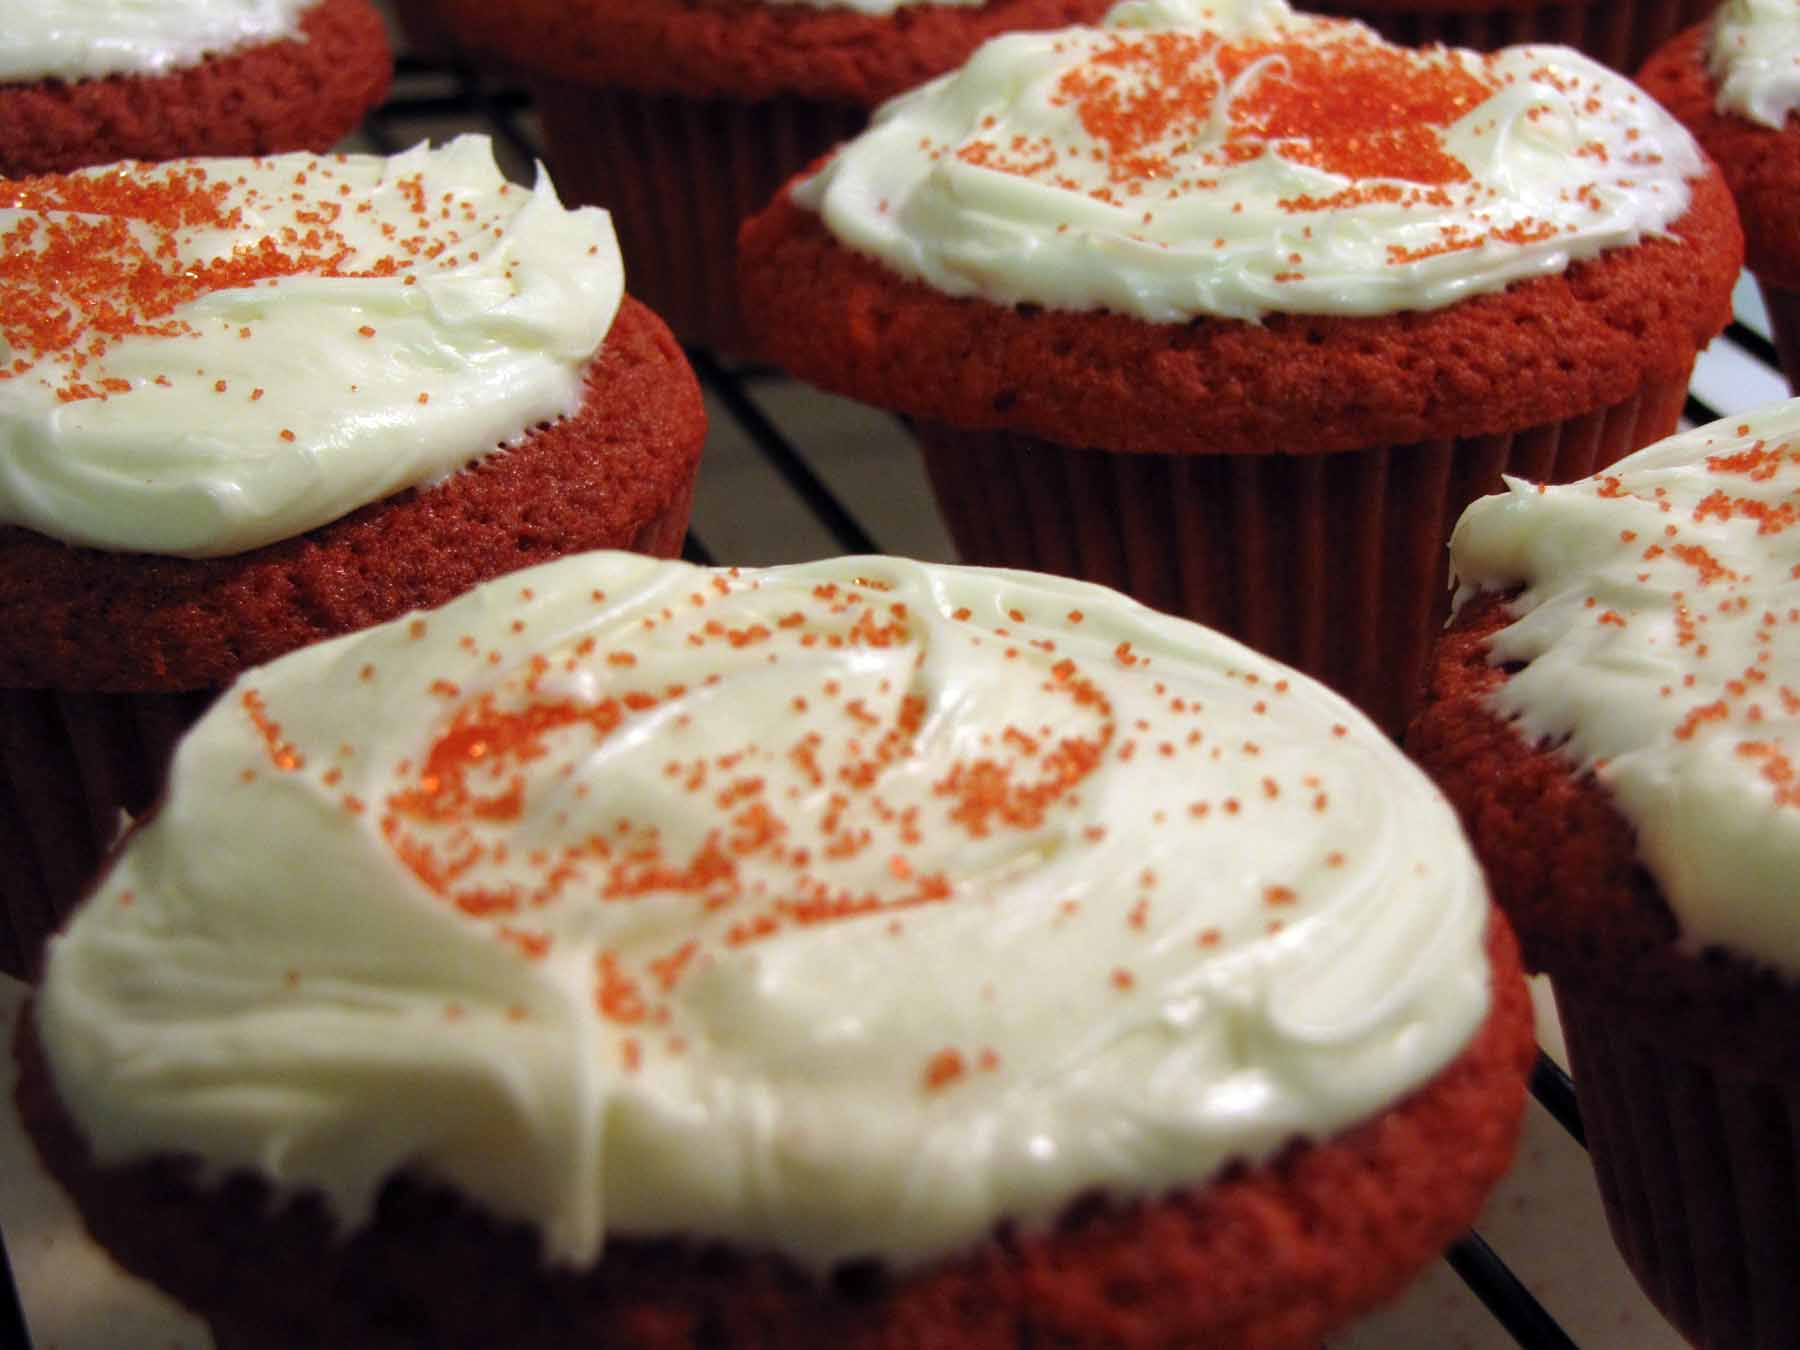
[0,1233,30,1350]
[1726,319,1782,371]
[690,350,884,557]
[1447,1233,1584,1350]
[1531,1050,1586,1149]
[1686,393,1722,427]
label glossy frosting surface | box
[38,553,1492,1272]
[1452,398,1800,976]
[1708,0,1800,130]
[796,0,1706,321]
[0,0,312,83]
[0,136,622,558]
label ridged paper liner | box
[0,486,696,982]
[0,688,213,980]
[1308,0,1715,72]
[531,80,867,356]
[917,376,1687,734]
[1556,986,1800,1350]
[1756,279,1800,397]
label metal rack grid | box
[0,44,1788,1350]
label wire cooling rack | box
[0,37,1789,1350]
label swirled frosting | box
[795,0,1706,322]
[1451,398,1800,977]
[37,552,1493,1273]
[0,0,313,84]
[1708,0,1800,131]
[0,135,623,558]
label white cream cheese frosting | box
[795,0,1707,322]
[0,0,313,84]
[1708,0,1800,131]
[1451,398,1800,977]
[37,552,1494,1273]
[0,134,623,558]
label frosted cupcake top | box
[0,135,623,558]
[0,0,313,83]
[1708,0,1800,130]
[1451,398,1800,977]
[796,0,1707,321]
[37,552,1493,1273]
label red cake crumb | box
[0,0,391,180]
[434,0,1116,106]
[1407,590,1800,1079]
[15,914,1532,1349]
[0,297,706,692]
[1637,25,1800,289]
[738,168,1741,459]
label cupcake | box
[429,0,1116,354]
[0,135,708,978]
[1306,0,1720,74]
[1407,398,1800,1349]
[1639,0,1800,392]
[739,0,1743,734]
[15,550,1534,1350]
[0,0,393,179]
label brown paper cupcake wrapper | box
[531,79,867,357]
[0,688,216,979]
[916,375,1687,734]
[1308,0,1716,72]
[1556,985,1800,1350]
[1755,278,1800,397]
[0,487,697,981]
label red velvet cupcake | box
[0,136,707,977]
[740,0,1742,733]
[1409,398,1800,1349]
[1639,0,1800,391]
[431,0,1114,353]
[19,551,1532,1348]
[0,0,392,178]
[1307,0,1720,73]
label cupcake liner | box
[0,487,696,982]
[916,375,1687,733]
[0,688,215,979]
[1308,0,1715,71]
[1556,985,1800,1350]
[1755,278,1800,396]
[531,79,867,356]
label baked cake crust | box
[0,0,393,180]
[1637,24,1800,288]
[0,297,707,693]
[15,915,1532,1350]
[1408,590,1800,1079]
[737,169,1742,458]
[433,0,1115,107]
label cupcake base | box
[916,376,1685,734]
[531,79,866,356]
[1306,0,1718,72]
[1757,279,1800,396]
[1557,985,1800,1350]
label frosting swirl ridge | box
[1707,0,1800,131]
